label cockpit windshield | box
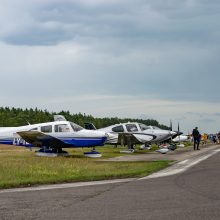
[70,122,83,132]
[139,124,161,130]
[139,124,151,131]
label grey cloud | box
[198,118,215,123]
[2,0,220,46]
[4,28,73,46]
[0,0,220,133]
[186,112,220,119]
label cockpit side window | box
[126,124,138,132]
[112,125,124,132]
[41,125,52,133]
[55,124,70,133]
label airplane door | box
[54,124,71,133]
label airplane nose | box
[170,131,177,136]
[94,131,108,143]
[105,132,113,139]
[105,132,110,139]
[99,131,108,138]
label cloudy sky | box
[0,0,220,133]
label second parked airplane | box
[85,122,177,150]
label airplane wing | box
[17,131,68,148]
[118,133,155,145]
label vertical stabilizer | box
[54,115,67,121]
[84,122,97,130]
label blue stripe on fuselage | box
[0,137,107,148]
[61,137,107,147]
[0,140,13,145]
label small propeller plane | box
[0,116,108,157]
[172,135,189,143]
[85,122,177,153]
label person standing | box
[213,135,217,144]
[192,127,201,150]
[203,133,208,145]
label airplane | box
[0,116,108,158]
[172,134,189,143]
[155,121,189,151]
[168,122,189,146]
[85,122,177,152]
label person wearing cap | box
[192,127,201,150]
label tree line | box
[0,107,169,129]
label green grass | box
[0,145,171,189]
[58,144,160,159]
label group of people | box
[211,134,219,144]
[192,127,219,150]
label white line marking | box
[140,150,219,180]
[0,178,135,194]
[178,159,189,165]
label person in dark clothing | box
[213,135,217,144]
[192,127,201,150]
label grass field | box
[0,145,171,189]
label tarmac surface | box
[106,143,218,162]
[0,144,220,220]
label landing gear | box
[140,144,151,150]
[35,147,69,157]
[128,144,135,153]
[120,144,135,153]
[120,149,135,153]
[84,147,102,158]
[129,144,135,150]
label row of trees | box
[0,107,169,129]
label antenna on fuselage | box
[25,120,31,125]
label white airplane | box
[85,122,177,152]
[0,116,108,157]
[172,135,189,143]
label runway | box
[1,146,220,220]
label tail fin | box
[54,115,67,121]
[84,122,97,130]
